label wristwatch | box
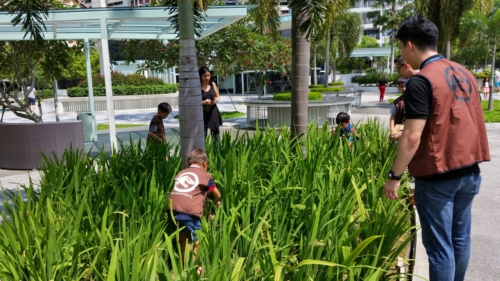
[388,170,402,181]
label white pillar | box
[84,39,98,141]
[241,72,244,95]
[100,18,117,150]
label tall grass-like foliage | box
[0,121,414,280]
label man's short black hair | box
[396,14,438,51]
[158,102,172,114]
[336,112,350,125]
[394,55,406,65]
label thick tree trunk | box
[290,7,310,152]
[323,30,331,88]
[178,0,205,167]
[313,44,317,85]
[489,41,497,111]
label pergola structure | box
[0,6,255,149]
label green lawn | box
[482,100,500,123]
[174,111,245,119]
[97,123,147,130]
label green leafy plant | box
[76,71,166,88]
[273,92,323,101]
[312,87,344,93]
[0,122,415,280]
[97,124,148,130]
[174,111,245,120]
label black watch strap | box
[388,170,402,180]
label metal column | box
[241,72,244,95]
[100,18,117,150]
[84,39,98,141]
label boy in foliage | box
[167,149,221,273]
[389,79,406,141]
[333,112,359,147]
[148,102,172,144]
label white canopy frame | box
[0,5,255,149]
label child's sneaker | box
[197,266,203,276]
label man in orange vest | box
[383,15,490,281]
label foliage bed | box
[67,84,178,97]
[482,100,500,123]
[76,72,166,87]
[97,124,147,130]
[273,92,323,101]
[0,123,415,280]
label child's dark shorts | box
[29,98,36,105]
[177,219,201,241]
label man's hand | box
[384,179,401,200]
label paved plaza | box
[1,87,499,280]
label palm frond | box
[3,0,50,44]
[247,0,281,38]
[289,0,328,40]
[163,0,206,38]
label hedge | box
[76,72,166,88]
[311,87,343,93]
[351,73,399,86]
[67,84,178,97]
[309,85,326,89]
[328,81,344,86]
[37,90,54,99]
[273,92,323,101]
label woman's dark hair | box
[158,102,172,114]
[198,66,210,80]
[396,14,438,51]
[336,112,350,125]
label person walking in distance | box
[495,68,500,93]
[27,84,36,113]
[199,66,222,141]
[383,15,490,281]
[378,75,390,102]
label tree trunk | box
[323,30,331,88]
[445,39,451,60]
[53,79,59,122]
[178,0,205,167]
[313,44,317,85]
[489,40,497,111]
[290,7,310,153]
[389,29,395,74]
[332,56,337,82]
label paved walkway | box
[1,87,499,280]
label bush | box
[273,92,323,101]
[76,71,167,88]
[351,72,399,86]
[475,70,491,79]
[328,81,344,86]
[312,87,343,93]
[37,89,54,99]
[67,84,178,97]
[309,85,325,89]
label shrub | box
[37,89,54,99]
[312,87,343,93]
[273,92,323,101]
[475,70,491,79]
[309,85,325,89]
[328,81,344,86]
[351,72,399,86]
[76,71,167,88]
[67,84,178,97]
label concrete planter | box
[0,122,84,170]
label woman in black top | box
[378,75,390,102]
[199,66,222,141]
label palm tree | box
[370,0,411,73]
[164,0,208,167]
[459,1,500,110]
[325,11,362,86]
[288,0,332,147]
[416,0,491,59]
